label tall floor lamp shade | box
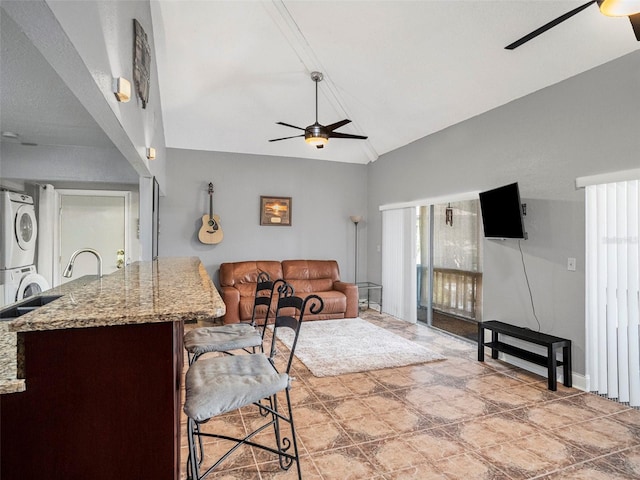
[350,215,362,282]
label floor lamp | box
[350,215,362,283]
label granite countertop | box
[0,257,225,395]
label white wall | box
[367,50,640,375]
[159,149,368,286]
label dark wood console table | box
[477,320,572,391]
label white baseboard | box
[499,353,587,392]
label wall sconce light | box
[113,77,131,102]
[146,147,156,160]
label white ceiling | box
[152,0,639,165]
[1,1,638,166]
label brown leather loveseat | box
[219,260,358,324]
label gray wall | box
[160,149,368,286]
[367,50,640,376]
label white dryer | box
[1,265,50,307]
[0,191,37,269]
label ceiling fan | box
[505,0,640,50]
[269,71,367,149]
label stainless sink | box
[0,295,63,321]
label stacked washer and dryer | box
[0,191,50,308]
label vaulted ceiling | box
[2,1,638,166]
[152,1,639,164]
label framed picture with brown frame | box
[260,196,292,226]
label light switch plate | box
[567,257,576,271]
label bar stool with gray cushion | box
[183,273,282,364]
[183,287,323,480]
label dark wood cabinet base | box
[1,321,183,480]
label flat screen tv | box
[479,182,526,239]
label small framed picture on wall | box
[260,196,292,226]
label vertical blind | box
[381,208,417,323]
[585,179,640,407]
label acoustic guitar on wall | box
[198,182,223,244]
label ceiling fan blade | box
[505,0,596,50]
[328,132,368,140]
[268,134,304,142]
[276,122,306,131]
[630,13,640,41]
[325,119,352,131]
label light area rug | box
[273,317,445,377]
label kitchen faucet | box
[63,248,103,278]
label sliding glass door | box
[417,200,482,340]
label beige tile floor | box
[180,310,640,479]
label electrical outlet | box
[567,257,576,271]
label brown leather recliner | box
[219,260,358,324]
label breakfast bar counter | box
[0,257,225,480]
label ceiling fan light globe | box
[305,136,328,147]
[598,0,640,16]
[305,123,328,147]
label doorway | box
[56,190,132,285]
[417,200,482,341]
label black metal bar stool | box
[183,286,323,480]
[183,273,282,364]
